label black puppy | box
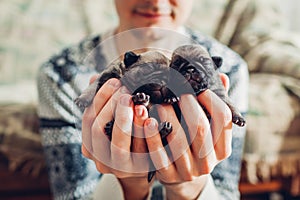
[75,50,177,139]
[75,51,179,182]
[169,44,245,127]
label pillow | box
[0,103,45,177]
[244,73,300,184]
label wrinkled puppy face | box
[170,44,222,95]
[121,51,171,93]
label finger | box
[179,94,213,159]
[82,105,97,154]
[89,87,128,166]
[82,85,124,155]
[81,78,105,155]
[156,104,194,179]
[197,90,232,160]
[94,86,129,137]
[91,78,122,116]
[131,105,151,173]
[144,118,179,183]
[132,105,148,153]
[219,73,230,93]
[82,144,92,159]
[178,95,219,175]
[193,147,218,175]
[110,94,134,171]
[89,116,112,169]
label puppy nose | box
[187,68,195,73]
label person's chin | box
[132,14,174,28]
[134,21,177,31]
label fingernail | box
[135,107,143,117]
[120,86,129,94]
[108,79,121,88]
[147,119,157,130]
[120,95,131,106]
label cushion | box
[0,103,45,177]
[244,74,300,190]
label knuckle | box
[82,109,94,124]
[219,105,232,124]
[96,88,111,101]
[95,162,110,174]
[189,120,200,133]
[116,113,131,124]
[187,112,208,131]
[112,170,129,179]
[216,146,232,161]
[81,146,91,158]
[197,160,215,175]
[107,78,121,86]
[182,173,194,182]
[91,121,105,137]
[200,167,212,175]
[111,146,131,164]
[194,119,210,136]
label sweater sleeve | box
[37,41,102,199]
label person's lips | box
[133,4,172,18]
[134,11,169,18]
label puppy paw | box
[159,121,173,139]
[132,92,150,107]
[74,97,92,110]
[232,115,246,127]
[163,96,179,104]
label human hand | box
[143,75,232,199]
[81,77,152,199]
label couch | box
[1,0,300,199]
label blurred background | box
[1,0,300,100]
[1,0,300,99]
[0,0,300,199]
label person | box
[37,0,248,199]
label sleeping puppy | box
[75,50,177,182]
[75,50,178,140]
[169,44,246,127]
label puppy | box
[75,50,178,182]
[75,51,178,139]
[169,44,246,127]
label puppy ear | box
[212,56,223,69]
[124,51,140,68]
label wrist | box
[163,175,208,200]
[118,177,152,200]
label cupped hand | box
[81,77,152,199]
[143,89,232,199]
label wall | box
[279,0,300,33]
